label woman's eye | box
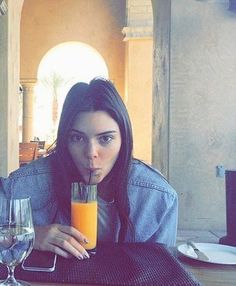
[99,135,113,145]
[69,134,84,143]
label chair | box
[19,142,38,166]
[219,170,236,246]
[30,140,45,150]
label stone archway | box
[34,41,109,143]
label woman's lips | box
[86,168,101,176]
[84,168,102,184]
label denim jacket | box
[0,155,178,246]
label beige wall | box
[169,0,236,230]
[20,0,125,96]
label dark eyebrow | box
[70,129,118,136]
[70,129,84,134]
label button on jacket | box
[0,155,178,246]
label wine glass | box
[0,197,35,285]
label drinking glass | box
[0,198,35,285]
[71,183,97,253]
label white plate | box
[178,242,236,264]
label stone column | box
[21,79,36,143]
[0,0,24,176]
[122,0,153,164]
[151,0,171,178]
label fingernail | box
[83,238,89,244]
[83,252,90,259]
[77,253,84,260]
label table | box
[176,229,236,285]
[2,243,236,286]
[182,259,236,286]
[0,243,200,286]
[28,257,236,286]
[173,247,236,286]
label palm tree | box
[40,72,73,137]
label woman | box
[0,78,178,260]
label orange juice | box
[71,200,97,250]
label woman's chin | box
[91,177,103,185]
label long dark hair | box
[53,77,134,242]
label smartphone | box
[22,249,57,272]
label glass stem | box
[5,265,17,284]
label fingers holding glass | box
[34,224,89,259]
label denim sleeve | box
[0,176,11,199]
[130,186,178,247]
[148,192,178,246]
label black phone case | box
[22,249,57,272]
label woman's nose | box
[85,141,98,159]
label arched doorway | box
[34,42,108,143]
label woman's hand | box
[34,224,90,259]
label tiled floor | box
[176,229,226,245]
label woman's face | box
[68,111,122,184]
